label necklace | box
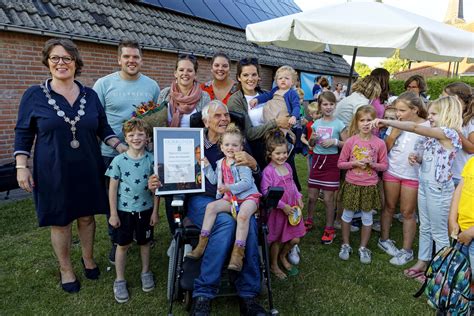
[41,80,86,149]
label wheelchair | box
[166,187,284,316]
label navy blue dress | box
[14,80,115,227]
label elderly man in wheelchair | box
[149,100,285,316]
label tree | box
[381,50,410,75]
[355,61,371,77]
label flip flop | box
[287,266,299,277]
[414,274,426,284]
[271,269,287,280]
[403,268,424,279]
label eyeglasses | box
[178,53,197,61]
[49,55,74,64]
[239,57,259,66]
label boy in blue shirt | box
[106,118,159,303]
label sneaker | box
[378,238,400,257]
[190,296,211,316]
[372,220,381,232]
[359,247,372,264]
[339,244,352,261]
[288,245,300,265]
[113,280,129,303]
[334,220,360,232]
[141,271,155,292]
[321,228,336,245]
[109,243,117,265]
[239,297,267,316]
[389,249,414,266]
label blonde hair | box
[428,96,463,130]
[275,65,298,85]
[219,122,244,146]
[307,101,319,114]
[348,105,376,136]
[352,76,381,100]
[296,88,305,98]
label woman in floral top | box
[371,96,463,281]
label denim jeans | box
[187,195,261,299]
[417,148,455,261]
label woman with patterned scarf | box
[157,54,210,127]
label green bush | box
[389,77,474,99]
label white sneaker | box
[339,244,352,261]
[372,220,381,232]
[377,238,400,257]
[288,245,300,265]
[334,220,360,232]
[389,249,414,266]
[359,247,372,264]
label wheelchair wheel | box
[166,239,184,301]
[184,290,193,311]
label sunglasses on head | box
[178,53,197,61]
[239,57,259,66]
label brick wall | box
[0,31,277,164]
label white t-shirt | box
[245,94,265,127]
[386,120,431,180]
[452,118,474,180]
[334,92,369,127]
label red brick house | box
[0,0,351,164]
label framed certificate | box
[153,127,205,195]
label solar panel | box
[138,0,302,29]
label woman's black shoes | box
[61,278,80,293]
[81,258,100,280]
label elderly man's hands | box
[234,151,258,171]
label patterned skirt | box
[340,182,381,211]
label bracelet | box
[15,165,28,169]
[112,140,122,149]
[334,139,339,146]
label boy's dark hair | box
[122,118,152,137]
[118,38,142,57]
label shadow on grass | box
[0,156,433,314]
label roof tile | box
[0,0,350,76]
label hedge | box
[389,77,474,100]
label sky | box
[293,0,474,67]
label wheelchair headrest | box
[190,111,246,131]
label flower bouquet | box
[131,100,168,127]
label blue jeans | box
[187,195,261,299]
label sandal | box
[414,274,426,283]
[304,218,314,231]
[403,268,424,279]
[287,266,299,277]
[271,269,287,280]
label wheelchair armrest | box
[262,186,284,210]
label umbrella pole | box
[346,47,358,96]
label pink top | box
[221,159,234,200]
[337,134,388,186]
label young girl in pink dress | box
[261,129,305,279]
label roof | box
[0,0,351,76]
[137,0,302,30]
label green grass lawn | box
[0,155,432,315]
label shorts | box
[383,172,419,189]
[116,208,154,246]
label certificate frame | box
[153,127,205,195]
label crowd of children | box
[104,72,473,305]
